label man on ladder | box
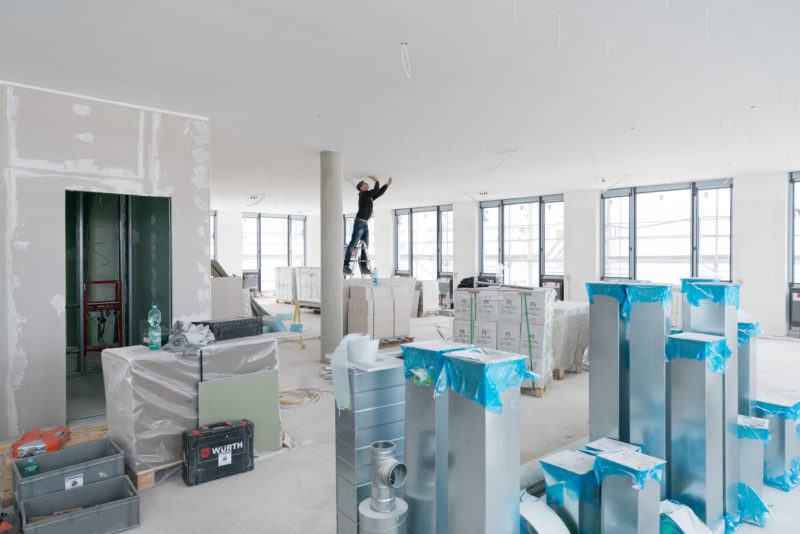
[343,175,392,276]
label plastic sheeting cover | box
[737,483,770,528]
[679,278,720,293]
[585,282,630,318]
[737,415,770,444]
[400,340,473,385]
[433,347,537,414]
[580,437,642,456]
[666,333,732,374]
[593,449,666,490]
[754,396,800,421]
[626,283,673,311]
[763,456,800,491]
[539,450,596,506]
[102,335,279,472]
[681,281,741,309]
[737,321,763,347]
[659,500,714,534]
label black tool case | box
[191,317,262,341]
[182,420,255,486]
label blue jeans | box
[344,219,369,269]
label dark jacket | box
[356,181,388,220]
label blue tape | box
[433,349,537,414]
[737,423,770,444]
[401,343,472,384]
[666,335,733,374]
[680,278,720,293]
[626,284,673,312]
[737,482,770,528]
[754,399,800,422]
[586,282,631,319]
[737,321,764,347]
[681,281,741,309]
[724,511,743,533]
[797,422,800,440]
[540,463,595,506]
[763,456,800,492]
[593,454,665,490]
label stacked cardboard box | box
[551,301,590,371]
[452,287,555,389]
[295,267,321,303]
[347,284,413,340]
[275,266,297,303]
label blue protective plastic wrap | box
[737,321,764,347]
[680,278,720,293]
[797,422,800,440]
[763,456,800,492]
[593,453,666,490]
[433,348,537,414]
[665,335,733,374]
[401,342,473,384]
[724,511,743,533]
[539,462,595,507]
[586,282,630,318]
[626,284,673,312]
[737,420,770,444]
[681,281,740,309]
[737,483,770,528]
[754,399,800,421]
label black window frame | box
[478,194,565,289]
[241,212,307,293]
[600,178,733,282]
[791,173,799,328]
[394,205,453,279]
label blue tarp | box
[593,453,666,490]
[754,399,800,422]
[737,321,764,347]
[737,420,770,444]
[738,483,771,528]
[681,281,741,309]
[764,456,800,492]
[666,335,733,374]
[626,284,673,312]
[540,463,596,507]
[433,348,537,414]
[586,282,630,318]
[401,343,473,384]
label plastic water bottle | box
[22,458,38,478]
[148,305,162,351]
[372,267,378,287]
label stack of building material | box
[551,301,590,375]
[416,280,439,316]
[274,266,297,303]
[347,285,412,340]
[754,393,800,492]
[737,415,772,527]
[295,266,321,304]
[452,287,555,392]
[343,278,416,333]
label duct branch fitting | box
[370,440,408,513]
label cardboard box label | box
[498,292,523,322]
[475,292,500,322]
[453,320,472,344]
[473,321,497,350]
[453,290,473,320]
[497,322,521,354]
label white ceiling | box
[2,0,800,214]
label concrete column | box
[564,189,601,301]
[452,200,479,282]
[321,151,344,361]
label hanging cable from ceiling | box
[400,41,411,78]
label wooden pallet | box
[276,299,295,305]
[379,336,414,349]
[522,381,549,398]
[553,363,582,380]
[296,301,321,313]
[126,460,182,491]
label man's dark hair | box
[356,180,367,190]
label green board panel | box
[198,369,281,453]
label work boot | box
[343,265,352,275]
[360,266,372,275]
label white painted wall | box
[563,189,601,301]
[0,83,210,441]
[732,173,790,336]
[306,214,321,267]
[453,200,479,282]
[215,210,243,276]
[373,208,394,277]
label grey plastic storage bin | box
[12,439,124,502]
[19,475,139,534]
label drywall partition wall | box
[732,172,789,336]
[564,189,601,301]
[453,200,479,281]
[215,209,244,275]
[373,208,394,276]
[0,83,211,441]
[306,214,321,267]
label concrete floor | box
[10,301,800,532]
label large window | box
[480,195,564,287]
[210,210,217,261]
[395,205,453,279]
[601,179,732,284]
[242,213,306,292]
[792,173,800,284]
